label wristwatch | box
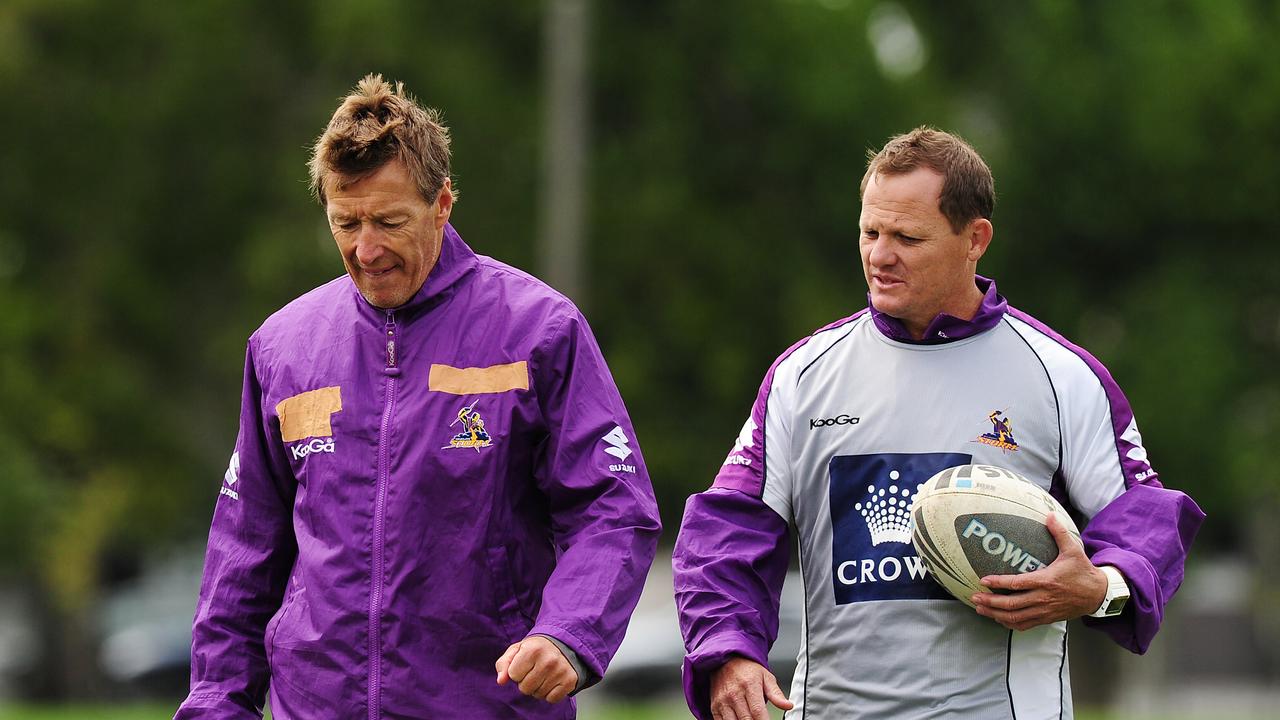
[1089,565,1130,618]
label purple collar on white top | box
[868,275,1007,344]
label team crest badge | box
[443,401,492,452]
[975,410,1019,452]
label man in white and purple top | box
[673,127,1204,720]
[176,75,660,719]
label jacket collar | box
[351,223,479,321]
[869,275,1007,345]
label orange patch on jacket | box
[429,361,529,395]
[276,386,343,442]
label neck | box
[905,280,984,340]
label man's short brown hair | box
[309,74,456,205]
[859,126,994,233]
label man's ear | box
[434,179,454,228]
[966,218,993,262]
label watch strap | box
[1090,565,1130,618]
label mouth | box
[362,267,397,278]
[871,273,905,290]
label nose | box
[352,225,385,267]
[866,235,896,269]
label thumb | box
[495,641,522,685]
[1046,512,1081,555]
[763,671,794,710]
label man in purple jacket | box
[176,75,661,719]
[673,127,1203,719]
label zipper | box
[369,309,398,719]
[384,311,397,370]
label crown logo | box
[854,470,920,545]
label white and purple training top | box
[673,276,1204,720]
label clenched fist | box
[495,635,579,704]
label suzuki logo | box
[224,452,240,485]
[602,426,632,461]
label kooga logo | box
[810,414,860,430]
[291,437,336,460]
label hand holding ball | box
[909,464,1081,608]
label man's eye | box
[862,230,878,240]
[381,220,404,229]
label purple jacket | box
[177,225,661,719]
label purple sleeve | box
[176,343,297,719]
[1008,307,1206,653]
[670,337,806,718]
[526,310,662,686]
[673,488,792,720]
[1081,484,1205,653]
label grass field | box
[6,702,695,719]
[0,703,1254,720]
[0,702,696,720]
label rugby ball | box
[909,464,1080,608]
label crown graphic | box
[854,471,920,546]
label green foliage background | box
[1,0,1278,698]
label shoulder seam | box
[477,255,576,305]
[1005,309,1134,490]
[797,320,862,382]
[1001,316,1068,507]
[773,311,868,380]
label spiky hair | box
[309,73,456,204]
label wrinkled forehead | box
[859,170,947,227]
[321,158,437,204]
[321,164,390,202]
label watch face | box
[1104,597,1128,615]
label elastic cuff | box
[534,633,591,694]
